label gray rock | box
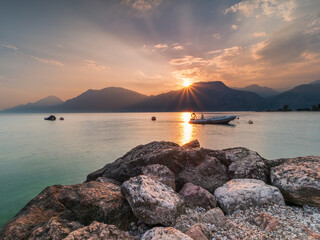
[174,210,201,233]
[141,227,193,240]
[95,177,121,186]
[176,156,229,193]
[121,175,184,226]
[200,208,226,227]
[223,147,269,182]
[214,179,285,214]
[270,156,320,207]
[179,183,216,210]
[63,221,135,240]
[142,164,176,190]
[86,140,230,192]
[181,140,200,149]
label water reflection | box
[180,112,193,145]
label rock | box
[0,185,66,240]
[121,175,184,226]
[95,177,121,186]
[63,221,135,240]
[174,210,201,233]
[141,227,193,240]
[223,147,269,183]
[214,179,285,214]
[86,140,230,192]
[176,156,229,193]
[185,223,211,240]
[0,181,135,240]
[181,140,200,149]
[58,181,134,228]
[179,183,216,210]
[270,156,320,207]
[29,217,83,240]
[249,212,280,232]
[200,208,226,227]
[142,164,176,190]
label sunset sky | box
[1,0,320,109]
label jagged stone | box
[142,164,176,190]
[186,223,211,240]
[179,183,216,210]
[121,175,184,226]
[141,227,193,240]
[270,156,320,207]
[214,179,285,214]
[200,208,226,227]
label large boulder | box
[223,147,269,182]
[63,221,135,240]
[0,185,66,240]
[58,181,134,227]
[0,182,133,240]
[121,175,184,226]
[176,156,229,193]
[179,183,216,210]
[29,217,83,240]
[142,164,176,190]
[86,140,229,192]
[214,179,285,214]
[270,156,320,207]
[141,227,193,240]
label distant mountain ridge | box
[234,84,278,98]
[2,80,320,112]
[2,96,63,113]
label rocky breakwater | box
[1,140,320,240]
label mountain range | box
[2,80,320,113]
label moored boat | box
[44,115,56,121]
[189,113,236,124]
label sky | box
[0,0,320,109]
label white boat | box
[189,113,236,124]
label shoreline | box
[1,140,320,239]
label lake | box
[0,112,320,227]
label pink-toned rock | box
[249,212,280,232]
[179,183,216,210]
[142,164,176,190]
[64,221,135,240]
[186,223,210,240]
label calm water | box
[0,112,320,227]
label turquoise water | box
[0,112,320,227]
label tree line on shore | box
[267,104,320,112]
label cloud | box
[83,60,108,71]
[225,0,297,22]
[172,67,207,82]
[30,56,64,67]
[153,43,168,51]
[121,0,162,11]
[253,32,267,38]
[213,34,221,39]
[172,45,184,50]
[232,24,238,30]
[136,70,163,79]
[169,55,208,66]
[1,43,18,50]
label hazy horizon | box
[1,0,320,109]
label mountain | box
[234,84,279,98]
[269,82,320,109]
[56,87,147,112]
[128,81,267,111]
[2,96,63,113]
[311,80,320,85]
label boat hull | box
[189,115,236,124]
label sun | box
[183,79,192,87]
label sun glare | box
[183,79,192,87]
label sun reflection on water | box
[180,112,193,145]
